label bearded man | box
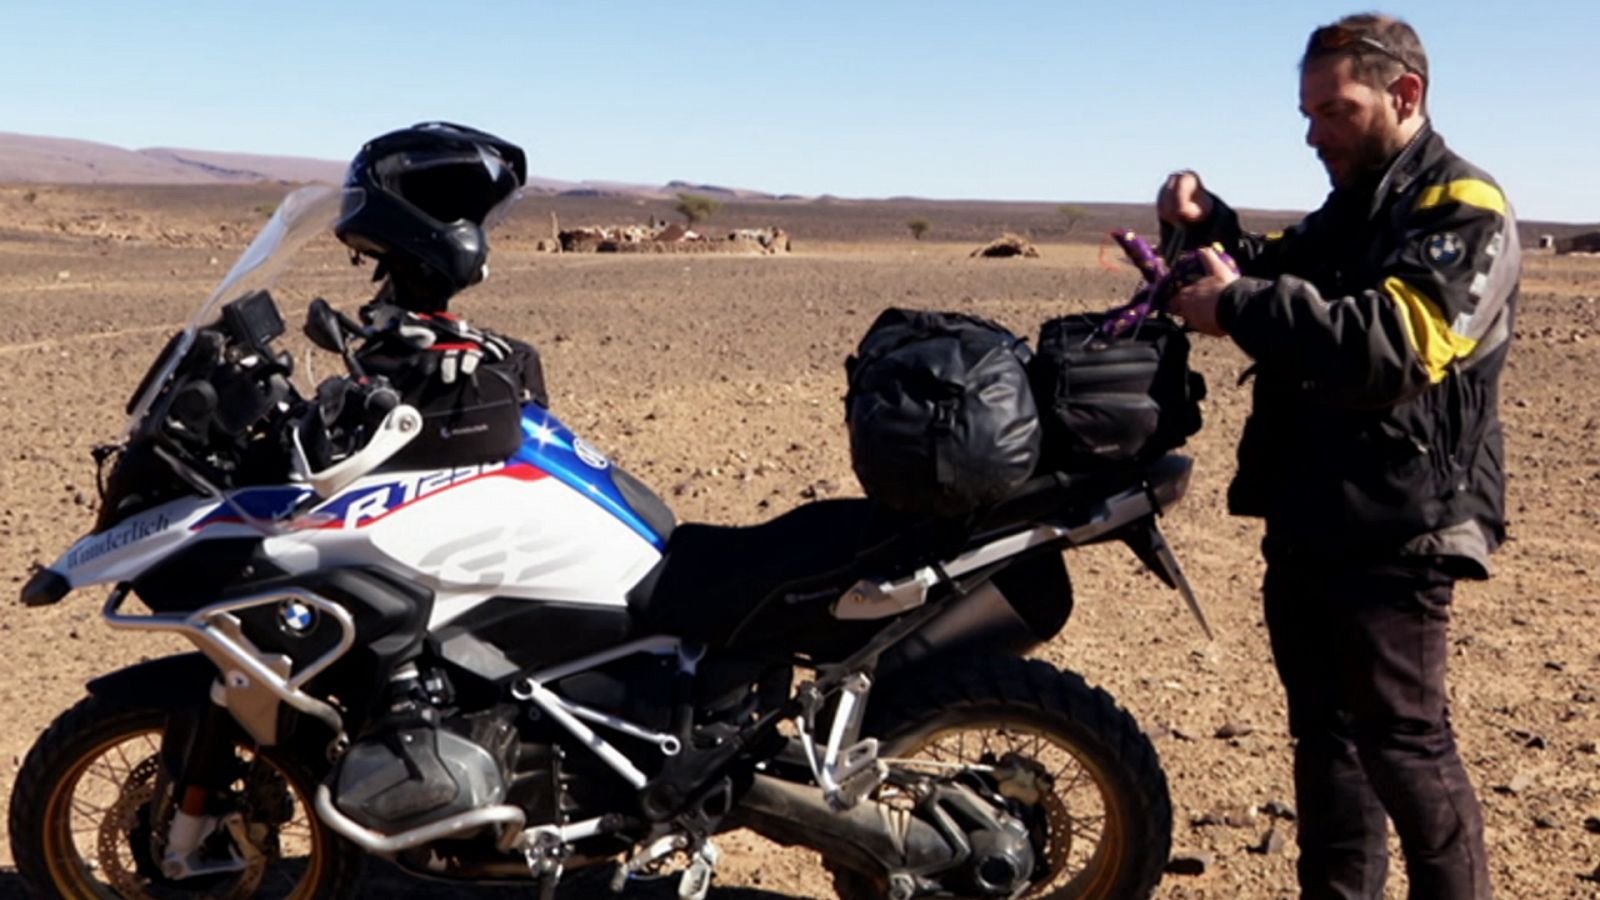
[1158,13,1515,899]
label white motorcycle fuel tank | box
[258,406,668,630]
[45,406,669,637]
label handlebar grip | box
[364,385,399,417]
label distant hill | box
[0,131,787,202]
[137,147,346,184]
[0,132,346,185]
[5,130,1587,233]
[663,180,777,201]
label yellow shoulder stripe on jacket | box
[1415,179,1507,216]
[1264,230,1285,241]
[1382,277,1479,383]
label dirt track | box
[0,185,1596,898]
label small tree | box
[675,193,721,226]
[907,218,931,241]
[1058,204,1086,234]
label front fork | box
[157,689,255,880]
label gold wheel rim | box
[889,719,1128,899]
[39,723,328,899]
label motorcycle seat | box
[627,498,923,651]
[626,458,1189,657]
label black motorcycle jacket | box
[1166,123,1519,574]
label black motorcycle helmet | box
[334,122,527,311]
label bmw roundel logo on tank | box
[573,437,610,469]
[278,600,316,635]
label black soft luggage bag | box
[386,364,526,469]
[846,309,1041,518]
[1029,313,1204,470]
[354,337,536,470]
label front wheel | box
[10,692,362,899]
[833,656,1172,899]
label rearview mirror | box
[304,298,347,354]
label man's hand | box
[1169,247,1239,336]
[1158,170,1215,226]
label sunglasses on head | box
[1311,25,1422,79]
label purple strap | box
[1093,231,1165,340]
[1114,229,1167,284]
[1093,229,1237,341]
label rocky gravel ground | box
[0,186,1595,897]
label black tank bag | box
[845,309,1041,519]
[356,336,547,470]
[1028,313,1204,471]
[386,364,526,469]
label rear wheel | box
[830,656,1171,899]
[10,693,362,899]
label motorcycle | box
[10,184,1206,899]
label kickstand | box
[524,830,566,900]
[536,865,562,900]
[678,840,720,900]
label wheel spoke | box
[112,741,135,777]
[1053,757,1087,791]
[84,764,128,792]
[270,863,299,893]
[1072,822,1105,849]
[71,796,110,821]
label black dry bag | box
[846,309,1041,518]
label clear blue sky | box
[2,1,1594,222]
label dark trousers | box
[1263,558,1491,900]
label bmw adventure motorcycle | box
[10,185,1206,899]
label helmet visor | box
[389,146,523,232]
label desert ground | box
[0,183,1596,898]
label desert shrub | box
[675,193,721,225]
[972,233,1040,258]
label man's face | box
[1300,55,1404,189]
